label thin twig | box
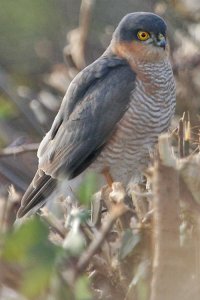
[178,117,184,158]
[75,202,128,275]
[184,112,191,157]
[40,207,66,239]
[0,143,39,157]
[64,0,95,70]
[0,198,9,233]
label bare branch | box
[76,202,128,275]
[0,143,39,157]
[40,207,66,239]
[64,0,95,71]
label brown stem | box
[76,202,128,275]
[0,143,39,157]
[150,162,182,300]
[178,118,184,158]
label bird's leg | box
[102,167,113,187]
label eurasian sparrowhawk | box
[17,12,176,218]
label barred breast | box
[91,58,176,185]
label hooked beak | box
[156,37,166,50]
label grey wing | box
[38,56,136,179]
[17,56,136,218]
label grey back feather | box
[38,53,136,179]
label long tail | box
[17,172,57,218]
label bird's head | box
[111,12,169,63]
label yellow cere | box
[158,33,165,40]
[137,31,150,41]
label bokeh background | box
[1,1,200,299]
[0,0,200,197]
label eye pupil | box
[137,31,150,41]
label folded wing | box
[17,54,136,218]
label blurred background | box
[1,2,200,300]
[0,0,200,202]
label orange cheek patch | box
[114,41,147,61]
[113,41,168,64]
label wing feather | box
[38,54,136,179]
[17,53,136,218]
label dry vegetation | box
[1,120,200,300]
[1,1,200,299]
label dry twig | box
[40,207,66,239]
[0,143,39,157]
[76,201,128,275]
[64,0,95,71]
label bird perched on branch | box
[17,12,176,218]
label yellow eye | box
[137,31,150,41]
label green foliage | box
[74,276,92,300]
[0,214,94,299]
[0,0,72,75]
[21,266,53,299]
[1,217,62,298]
[136,278,149,300]
[77,172,98,207]
[0,95,18,119]
[2,217,59,263]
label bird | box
[17,12,176,218]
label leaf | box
[77,172,98,207]
[21,266,54,299]
[119,229,141,260]
[74,276,92,300]
[2,217,49,263]
[0,95,18,119]
[1,217,62,298]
